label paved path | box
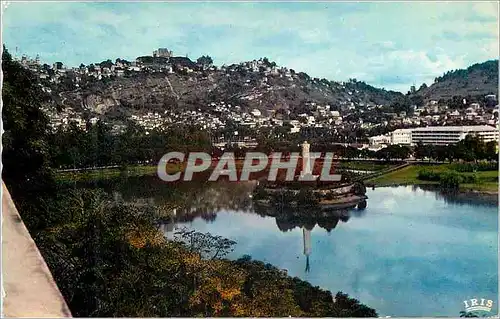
[2,183,72,317]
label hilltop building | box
[153,48,173,58]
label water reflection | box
[73,177,498,316]
[418,184,498,207]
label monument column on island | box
[301,141,312,176]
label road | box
[55,158,447,173]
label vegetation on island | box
[2,46,378,317]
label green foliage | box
[418,168,481,189]
[99,59,113,69]
[439,171,462,189]
[234,257,377,317]
[414,134,498,162]
[418,169,478,187]
[1,46,57,204]
[48,121,212,169]
[352,182,367,195]
[30,188,377,317]
[174,227,236,260]
[417,169,441,182]
[435,60,498,83]
[295,188,319,207]
[196,55,213,67]
[2,46,380,318]
[449,162,498,172]
[252,184,268,200]
[375,145,411,160]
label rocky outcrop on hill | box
[51,58,404,118]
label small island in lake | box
[252,141,368,212]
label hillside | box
[44,57,404,119]
[415,60,498,102]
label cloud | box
[2,1,498,92]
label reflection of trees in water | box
[253,203,358,233]
[78,175,257,222]
[174,183,255,223]
[416,184,498,207]
[274,213,347,233]
[77,176,368,232]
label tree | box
[485,141,498,161]
[99,59,113,69]
[196,55,213,68]
[2,46,54,197]
[414,142,428,160]
[174,227,236,260]
[419,83,428,90]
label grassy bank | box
[55,164,182,182]
[367,164,499,193]
[56,160,397,181]
[336,161,396,171]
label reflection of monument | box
[303,227,312,272]
[162,208,177,240]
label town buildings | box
[411,125,499,145]
[370,125,499,147]
[390,129,412,145]
[14,49,500,145]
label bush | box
[450,162,498,172]
[352,182,367,195]
[439,172,461,189]
[417,169,441,181]
[417,169,478,188]
[253,185,268,200]
[296,189,319,207]
[460,173,478,184]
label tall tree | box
[2,46,54,194]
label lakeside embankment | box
[365,164,498,195]
[55,161,498,195]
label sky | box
[2,1,499,92]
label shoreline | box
[364,164,498,195]
[368,182,498,198]
[55,164,498,196]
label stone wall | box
[2,183,72,317]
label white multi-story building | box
[370,125,499,147]
[368,134,391,146]
[390,129,412,145]
[411,125,499,145]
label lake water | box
[90,177,499,317]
